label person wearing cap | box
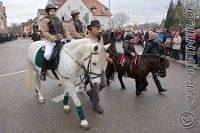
[142,32,167,93]
[85,20,113,114]
[123,32,137,77]
[40,3,72,81]
[69,10,85,39]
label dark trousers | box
[173,49,180,60]
[88,71,106,106]
[152,72,163,90]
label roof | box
[38,9,47,15]
[48,0,112,16]
[82,0,112,16]
[49,0,67,6]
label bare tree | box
[182,0,200,16]
[112,12,129,30]
[181,0,200,28]
[8,23,22,33]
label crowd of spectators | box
[0,32,18,44]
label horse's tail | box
[26,62,33,90]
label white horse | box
[26,39,110,129]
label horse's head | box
[81,40,111,85]
[157,56,170,78]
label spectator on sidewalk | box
[172,31,181,60]
[195,30,200,67]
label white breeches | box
[44,40,56,60]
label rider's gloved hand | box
[131,52,135,57]
[55,39,61,45]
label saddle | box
[35,43,64,79]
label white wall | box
[93,16,110,30]
[56,0,92,26]
[37,11,46,30]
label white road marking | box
[52,93,65,102]
[0,70,27,78]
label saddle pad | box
[35,46,60,69]
[119,55,138,66]
[120,55,126,65]
[35,47,44,68]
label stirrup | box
[40,72,46,81]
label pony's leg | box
[63,89,70,113]
[135,79,143,96]
[34,70,45,103]
[143,78,148,91]
[69,87,89,129]
[118,74,126,89]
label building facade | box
[47,0,111,30]
[0,2,8,32]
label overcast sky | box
[2,0,178,26]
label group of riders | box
[38,3,167,114]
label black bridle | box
[157,57,166,77]
[62,48,102,88]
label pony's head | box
[157,56,170,78]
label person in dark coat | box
[142,32,167,93]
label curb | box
[166,57,200,71]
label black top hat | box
[87,20,103,30]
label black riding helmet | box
[71,10,80,18]
[125,32,135,40]
[45,3,58,14]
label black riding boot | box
[87,84,104,114]
[152,73,167,93]
[40,57,49,81]
[156,81,167,93]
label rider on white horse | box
[40,3,71,81]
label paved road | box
[0,39,199,133]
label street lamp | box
[109,0,111,29]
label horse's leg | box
[143,78,148,91]
[34,70,45,103]
[135,78,143,96]
[118,74,126,90]
[63,89,70,113]
[70,88,89,129]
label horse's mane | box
[63,39,97,51]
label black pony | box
[31,31,41,42]
[106,53,170,96]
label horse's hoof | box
[58,83,62,86]
[39,98,45,103]
[144,88,147,91]
[63,105,71,113]
[35,89,38,93]
[136,91,143,96]
[80,120,90,130]
[122,87,126,90]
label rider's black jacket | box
[142,40,159,55]
[123,40,136,56]
[142,40,159,73]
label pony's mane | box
[141,54,170,68]
[140,54,160,58]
